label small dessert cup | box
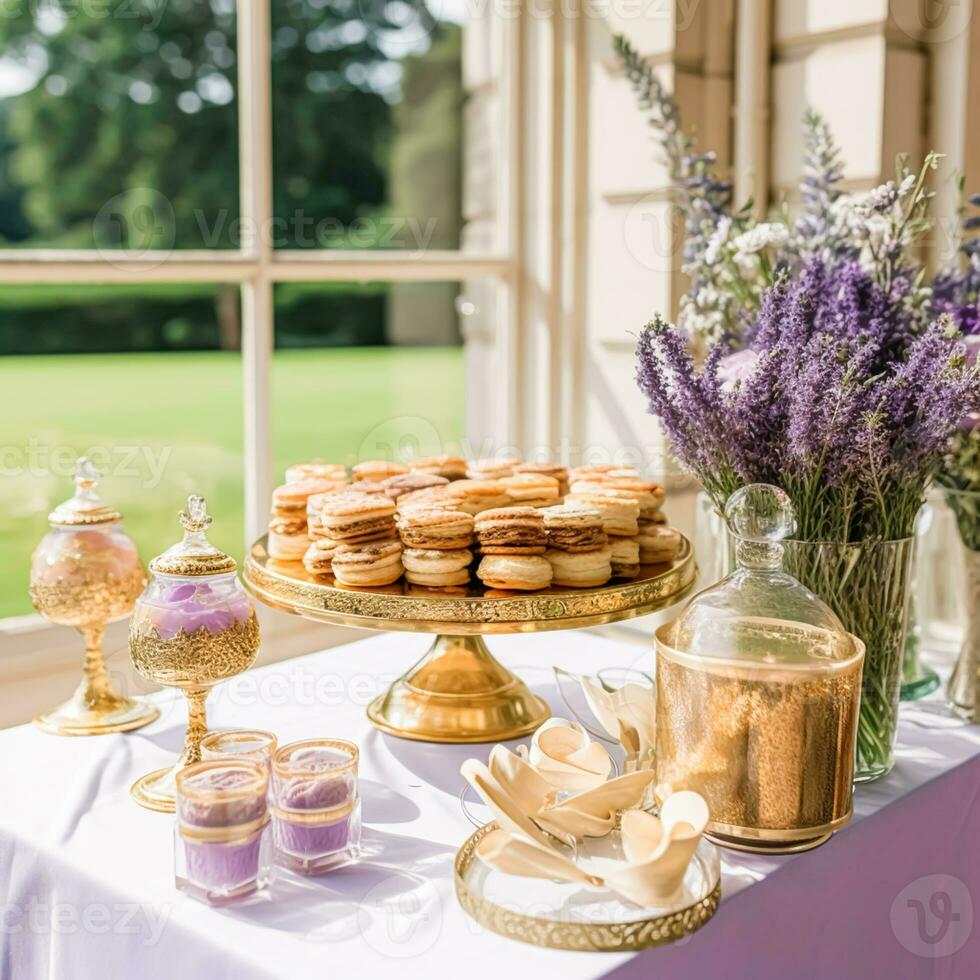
[174,759,271,906]
[270,739,362,875]
[201,729,278,772]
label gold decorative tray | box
[244,534,696,744]
[454,822,721,952]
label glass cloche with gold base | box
[654,484,866,853]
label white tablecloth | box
[1,628,978,979]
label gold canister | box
[655,620,864,852]
[655,484,865,853]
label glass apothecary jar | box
[655,484,865,854]
[130,496,260,812]
[30,457,158,735]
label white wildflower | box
[731,222,789,255]
[703,217,732,265]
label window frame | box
[0,0,517,546]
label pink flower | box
[717,349,761,390]
[964,334,980,368]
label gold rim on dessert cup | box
[454,821,720,952]
[33,623,161,736]
[200,728,278,765]
[243,534,696,743]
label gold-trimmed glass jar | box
[130,495,260,812]
[174,758,271,905]
[201,729,278,771]
[654,484,865,854]
[29,457,158,736]
[270,738,362,875]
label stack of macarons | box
[395,506,475,590]
[312,491,401,587]
[473,507,553,591]
[268,478,344,561]
[274,454,683,591]
[540,503,613,587]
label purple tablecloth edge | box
[609,754,980,980]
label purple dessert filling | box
[273,814,350,857]
[182,832,262,889]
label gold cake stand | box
[243,534,696,744]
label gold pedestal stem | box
[34,622,160,736]
[129,687,212,812]
[178,687,210,766]
[77,625,114,710]
[367,634,550,743]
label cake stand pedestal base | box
[367,634,550,743]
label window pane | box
[0,285,243,619]
[272,281,467,476]
[0,0,239,250]
[271,1,468,251]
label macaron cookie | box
[466,457,520,481]
[569,464,640,482]
[272,478,339,516]
[564,489,640,536]
[319,491,397,543]
[303,539,339,576]
[268,478,340,559]
[402,547,472,587]
[268,515,311,561]
[545,545,613,588]
[382,472,450,503]
[476,554,553,591]
[397,486,457,514]
[331,539,404,587]
[396,508,475,550]
[500,474,561,508]
[409,455,468,480]
[609,537,640,579]
[352,460,408,482]
[570,478,665,519]
[514,461,570,495]
[475,506,547,554]
[307,486,351,538]
[641,512,668,528]
[286,462,349,484]
[540,504,607,552]
[638,524,682,564]
[446,479,512,515]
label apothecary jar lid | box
[148,496,237,577]
[48,457,123,527]
[665,484,857,667]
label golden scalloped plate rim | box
[242,534,697,633]
[453,821,721,952]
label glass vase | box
[693,490,735,584]
[783,538,914,782]
[900,504,940,701]
[943,488,980,721]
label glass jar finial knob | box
[725,484,796,569]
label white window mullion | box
[237,0,275,543]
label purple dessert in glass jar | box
[174,760,271,905]
[271,739,362,875]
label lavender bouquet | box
[934,202,980,717]
[619,37,980,777]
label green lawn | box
[0,348,465,618]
